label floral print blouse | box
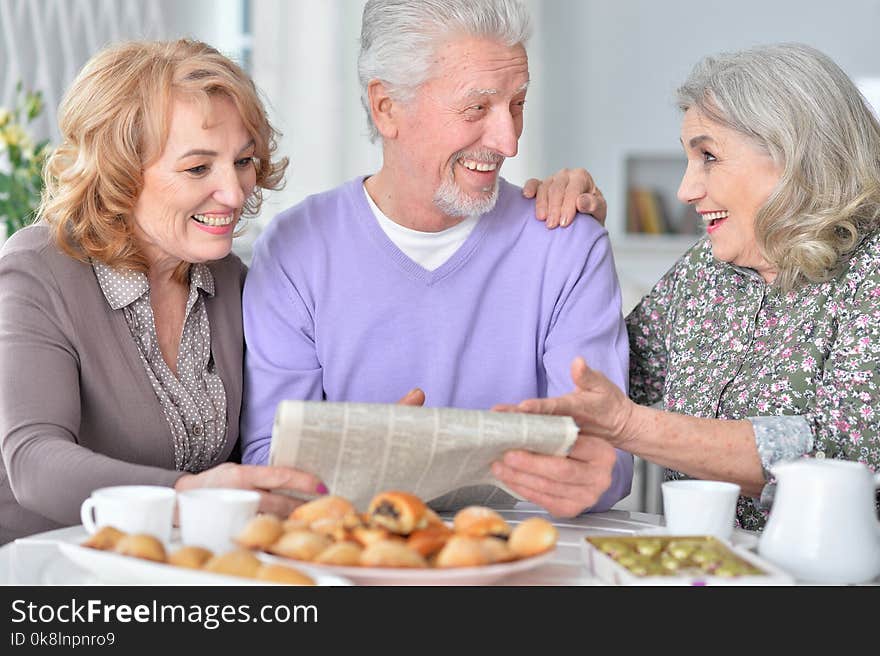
[626,234,880,530]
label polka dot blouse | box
[92,261,227,472]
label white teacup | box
[80,485,176,543]
[661,480,741,540]
[177,488,261,553]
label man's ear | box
[368,79,399,140]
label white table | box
[1,507,747,586]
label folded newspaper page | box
[269,401,579,511]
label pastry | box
[508,517,558,558]
[282,518,310,533]
[81,526,126,551]
[453,506,511,539]
[479,537,515,563]
[267,529,331,561]
[255,564,316,585]
[406,524,454,558]
[203,549,262,579]
[290,495,357,525]
[434,535,490,568]
[360,540,428,568]
[113,534,167,563]
[367,491,430,535]
[314,541,363,566]
[310,517,357,543]
[351,526,401,548]
[168,546,214,569]
[235,514,284,550]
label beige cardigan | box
[0,225,246,543]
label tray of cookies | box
[60,527,350,586]
[581,534,794,585]
[233,490,558,585]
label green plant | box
[0,82,50,238]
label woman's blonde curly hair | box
[677,43,880,291]
[39,39,287,279]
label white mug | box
[80,485,176,543]
[177,488,261,553]
[661,480,740,540]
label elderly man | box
[240,0,631,516]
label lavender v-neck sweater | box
[241,177,632,510]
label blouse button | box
[815,451,825,459]
[192,424,203,437]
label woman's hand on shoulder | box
[174,462,327,517]
[522,167,606,229]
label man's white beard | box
[433,171,500,218]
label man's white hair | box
[357,0,532,143]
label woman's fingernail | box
[316,483,329,495]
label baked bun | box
[310,516,360,543]
[453,506,511,539]
[508,517,558,558]
[255,564,316,586]
[360,540,428,568]
[203,549,262,579]
[267,529,331,561]
[314,541,363,566]
[82,526,126,551]
[351,526,401,548]
[434,535,490,568]
[367,491,430,535]
[407,525,454,558]
[235,514,284,550]
[290,495,357,525]
[168,546,214,569]
[479,537,515,564]
[114,534,166,563]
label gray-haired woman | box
[499,43,880,531]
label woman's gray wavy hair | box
[677,43,880,290]
[358,0,532,143]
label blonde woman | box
[0,40,328,543]
[500,44,880,528]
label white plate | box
[56,542,351,586]
[636,527,760,550]
[259,549,555,586]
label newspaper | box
[269,400,579,511]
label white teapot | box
[758,459,880,584]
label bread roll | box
[406,524,453,558]
[290,495,357,525]
[434,535,490,568]
[114,534,166,563]
[82,526,126,551]
[351,526,401,548]
[508,517,558,558]
[267,529,331,561]
[314,541,363,566]
[203,549,262,579]
[168,546,214,569]
[255,564,316,585]
[235,514,284,550]
[360,540,428,568]
[479,537,515,563]
[453,506,511,538]
[367,491,430,535]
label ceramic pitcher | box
[758,459,880,584]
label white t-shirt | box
[363,185,478,272]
